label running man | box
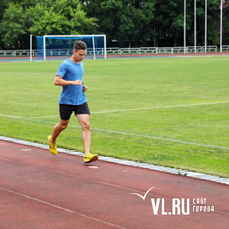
[48,41,98,163]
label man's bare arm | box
[54,75,82,86]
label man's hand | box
[73,80,82,86]
[83,84,88,92]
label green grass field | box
[0,56,229,177]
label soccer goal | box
[35,34,106,60]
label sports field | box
[0,56,229,177]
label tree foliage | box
[0,3,28,48]
[28,0,98,36]
[153,0,220,47]
[82,0,156,47]
[0,0,229,49]
[0,0,98,49]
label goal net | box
[36,35,106,60]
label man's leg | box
[76,114,91,154]
[48,119,69,155]
[77,114,98,163]
[50,119,69,144]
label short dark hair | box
[73,41,87,51]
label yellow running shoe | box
[84,152,98,163]
[47,135,58,155]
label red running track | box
[0,139,228,229]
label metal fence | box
[1,45,229,57]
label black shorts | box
[59,103,90,121]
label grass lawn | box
[0,56,229,177]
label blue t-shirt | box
[56,58,87,105]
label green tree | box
[28,0,98,36]
[154,0,187,46]
[1,0,228,49]
[154,0,220,47]
[193,0,219,45]
[0,0,10,20]
[100,0,156,47]
[222,0,229,44]
[0,3,28,49]
[0,0,10,48]
[79,0,103,34]
[0,0,98,49]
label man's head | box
[72,41,87,63]
[73,41,87,52]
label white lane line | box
[0,115,228,150]
[90,128,229,151]
[0,186,127,229]
[1,101,228,119]
[92,101,229,114]
[29,115,59,119]
[0,114,23,119]
[0,101,228,150]
[0,114,58,120]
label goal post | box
[36,34,106,60]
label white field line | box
[8,101,229,119]
[92,101,229,114]
[90,128,229,150]
[0,114,25,119]
[29,115,59,119]
[0,101,229,150]
[0,114,59,120]
[0,115,228,151]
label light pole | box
[220,0,223,52]
[194,0,196,53]
[205,0,207,53]
[184,0,186,53]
